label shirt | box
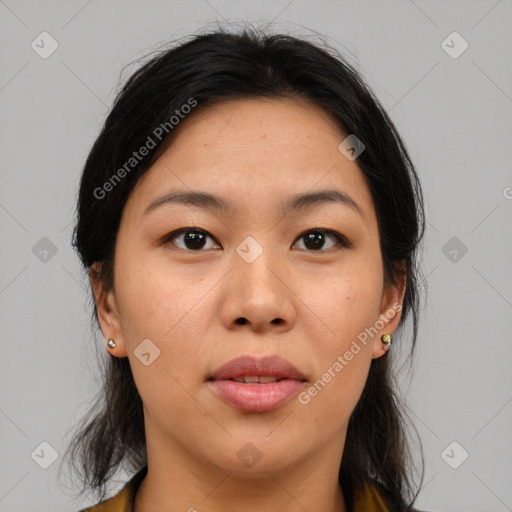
[77,466,397,512]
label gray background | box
[1,1,511,511]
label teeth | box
[258,376,278,383]
[232,376,279,383]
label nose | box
[219,249,296,334]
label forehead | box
[125,97,376,226]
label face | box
[92,97,404,477]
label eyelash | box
[161,227,352,252]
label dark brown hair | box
[60,26,426,510]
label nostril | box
[235,318,247,325]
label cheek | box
[114,250,216,380]
[115,250,192,336]
[295,255,382,417]
[298,271,379,427]
[114,255,209,416]
[300,259,383,352]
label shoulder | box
[76,466,148,512]
[353,480,394,511]
[353,480,437,512]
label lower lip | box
[208,379,305,412]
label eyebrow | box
[144,189,363,217]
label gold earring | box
[381,334,392,346]
[107,339,117,348]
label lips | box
[209,355,307,382]
[207,355,307,413]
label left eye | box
[292,229,350,251]
[162,228,350,252]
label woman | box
[62,27,427,512]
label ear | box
[89,263,128,358]
[371,264,407,360]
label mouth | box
[207,355,307,412]
[228,375,290,384]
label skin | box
[91,97,406,512]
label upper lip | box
[209,355,307,381]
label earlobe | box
[89,263,128,357]
[372,268,406,360]
[372,333,393,359]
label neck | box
[135,468,346,512]
[134,423,347,512]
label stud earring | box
[381,334,392,347]
[107,339,117,348]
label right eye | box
[162,227,221,251]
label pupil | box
[305,231,324,250]
[184,231,206,250]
